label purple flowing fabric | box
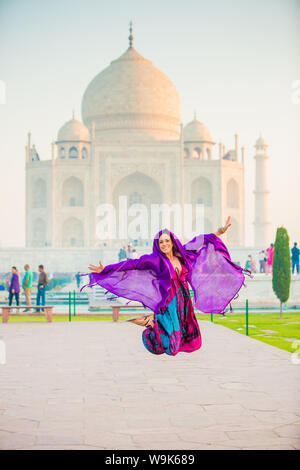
[81,231,252,314]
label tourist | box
[131,248,138,259]
[36,265,49,312]
[75,272,81,289]
[126,244,133,259]
[84,216,252,356]
[259,250,267,273]
[266,243,274,275]
[118,246,127,262]
[8,266,20,307]
[245,255,252,272]
[22,264,33,312]
[291,242,300,275]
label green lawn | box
[3,311,300,354]
[195,312,300,353]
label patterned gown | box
[142,264,202,356]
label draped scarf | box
[81,230,252,314]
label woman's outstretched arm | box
[88,253,155,275]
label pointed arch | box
[69,146,78,158]
[112,171,162,238]
[62,176,84,206]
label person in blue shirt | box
[36,265,48,312]
[291,242,300,274]
[75,272,81,289]
[118,247,126,262]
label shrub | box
[272,226,291,318]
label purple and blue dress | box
[81,230,251,357]
[142,264,201,355]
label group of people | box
[118,244,138,261]
[245,241,300,275]
[257,243,275,274]
[7,264,49,311]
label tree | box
[272,227,291,318]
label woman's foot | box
[126,314,154,327]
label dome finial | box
[72,109,75,120]
[194,109,197,121]
[128,20,134,48]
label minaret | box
[25,132,31,246]
[253,134,271,247]
[241,146,245,164]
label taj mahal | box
[17,27,271,271]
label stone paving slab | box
[0,320,299,450]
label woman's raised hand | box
[223,216,232,233]
[216,216,232,236]
[88,261,105,273]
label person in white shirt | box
[126,244,133,259]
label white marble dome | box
[57,117,90,142]
[184,118,213,142]
[81,46,181,140]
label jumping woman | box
[82,216,251,356]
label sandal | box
[126,314,154,327]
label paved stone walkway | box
[0,320,299,450]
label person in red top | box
[266,243,275,275]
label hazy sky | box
[0,0,299,247]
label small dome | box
[255,135,267,147]
[57,117,90,142]
[184,118,213,142]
